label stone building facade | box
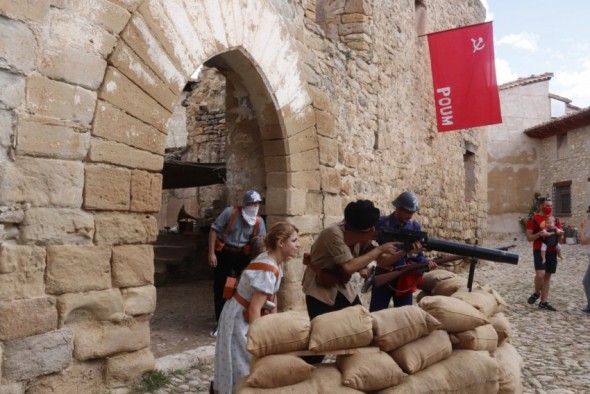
[487,73,584,234]
[0,0,488,391]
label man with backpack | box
[208,190,266,336]
[526,197,562,311]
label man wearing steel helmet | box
[208,190,267,336]
[369,191,437,311]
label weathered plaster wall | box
[0,0,488,391]
[487,80,552,233]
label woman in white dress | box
[212,221,300,394]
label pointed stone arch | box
[91,0,321,228]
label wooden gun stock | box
[372,254,464,289]
[373,262,431,288]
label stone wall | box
[0,0,488,391]
[538,125,590,227]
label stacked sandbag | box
[238,276,523,393]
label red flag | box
[427,21,502,132]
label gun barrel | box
[425,238,518,265]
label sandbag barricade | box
[239,272,523,393]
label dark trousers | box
[369,281,413,312]
[302,293,362,364]
[213,249,250,322]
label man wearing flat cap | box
[301,199,397,328]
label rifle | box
[376,227,519,291]
[371,254,465,289]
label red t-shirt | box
[526,213,562,250]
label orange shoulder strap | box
[221,207,240,242]
[246,262,280,279]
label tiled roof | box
[498,72,554,90]
[524,106,590,139]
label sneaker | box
[539,302,557,311]
[527,293,540,304]
[210,326,218,337]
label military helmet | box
[392,191,419,213]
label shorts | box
[533,249,557,273]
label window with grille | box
[552,182,572,215]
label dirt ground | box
[150,280,217,358]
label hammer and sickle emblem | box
[471,37,485,53]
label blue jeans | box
[583,255,590,309]
[369,280,413,312]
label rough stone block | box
[266,171,321,191]
[26,75,96,125]
[344,0,372,15]
[88,139,163,171]
[263,126,317,157]
[0,157,84,208]
[109,43,177,112]
[0,382,25,394]
[26,360,106,394]
[341,13,370,23]
[265,188,307,216]
[338,22,370,36]
[111,244,154,287]
[308,85,332,112]
[264,149,319,173]
[71,317,150,361]
[109,0,142,12]
[0,109,13,162]
[60,0,130,34]
[2,329,73,381]
[266,215,322,236]
[121,285,156,316]
[0,0,50,22]
[46,246,112,295]
[94,213,158,246]
[57,288,125,325]
[0,245,46,301]
[318,135,338,166]
[17,117,90,160]
[93,100,166,155]
[0,297,57,341]
[0,70,25,110]
[99,67,171,133]
[277,281,305,312]
[38,45,107,90]
[345,40,371,51]
[320,165,341,194]
[315,109,337,138]
[84,165,131,211]
[130,170,163,213]
[105,347,155,386]
[323,193,346,217]
[20,208,94,245]
[121,16,185,94]
[305,191,322,215]
[0,17,37,73]
[137,0,196,76]
[0,344,2,383]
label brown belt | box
[234,292,249,309]
[223,244,243,253]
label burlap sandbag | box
[475,284,509,313]
[246,355,315,388]
[335,351,407,391]
[488,312,512,346]
[247,311,310,357]
[308,305,373,352]
[371,305,441,352]
[450,324,498,353]
[390,329,452,374]
[415,290,429,303]
[377,350,500,394]
[431,277,469,296]
[418,295,489,332]
[452,290,499,317]
[494,342,524,394]
[419,269,456,292]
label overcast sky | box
[483,0,590,108]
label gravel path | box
[141,237,590,394]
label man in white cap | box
[208,190,266,336]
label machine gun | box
[376,228,519,291]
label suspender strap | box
[220,207,240,242]
[232,262,280,311]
